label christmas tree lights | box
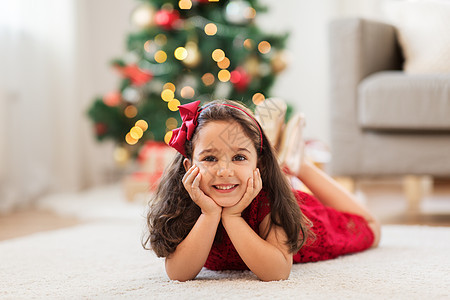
[87,0,289,160]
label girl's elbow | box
[259,272,290,282]
[258,265,292,282]
[165,268,197,282]
[167,274,194,282]
[165,260,198,282]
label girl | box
[143,99,380,282]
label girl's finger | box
[192,170,201,189]
[183,165,199,187]
[242,176,253,202]
[182,165,194,182]
[255,168,262,190]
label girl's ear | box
[183,158,192,172]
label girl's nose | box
[216,161,234,177]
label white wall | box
[77,0,137,185]
[257,0,338,145]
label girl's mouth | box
[213,184,238,192]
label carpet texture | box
[0,220,449,299]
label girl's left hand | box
[222,168,262,218]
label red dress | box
[204,190,374,270]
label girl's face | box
[185,120,258,207]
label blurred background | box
[1,0,449,238]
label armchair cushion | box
[386,0,450,74]
[358,72,450,130]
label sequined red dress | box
[204,190,374,270]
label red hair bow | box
[169,100,201,157]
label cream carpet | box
[0,186,449,299]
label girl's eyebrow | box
[198,147,250,156]
[198,148,217,156]
[235,147,251,153]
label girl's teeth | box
[215,185,236,190]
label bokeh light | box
[130,126,144,139]
[217,57,230,69]
[246,7,256,19]
[135,120,149,131]
[212,49,225,62]
[154,34,167,46]
[258,41,271,54]
[166,117,178,129]
[161,89,175,102]
[164,131,173,144]
[154,50,167,63]
[178,0,192,10]
[168,99,181,111]
[252,92,265,105]
[174,47,188,60]
[218,70,231,82]
[180,86,195,99]
[204,23,218,36]
[125,133,138,145]
[202,73,215,86]
[243,39,254,50]
[124,105,138,118]
[163,82,176,92]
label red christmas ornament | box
[115,64,153,86]
[95,123,108,136]
[230,67,251,92]
[155,9,180,30]
[103,91,121,107]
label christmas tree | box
[87,0,289,160]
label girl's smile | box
[186,120,258,207]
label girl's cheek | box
[198,162,216,175]
[197,164,210,178]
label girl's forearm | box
[221,216,292,281]
[165,213,221,281]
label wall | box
[257,0,338,145]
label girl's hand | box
[182,165,222,216]
[222,168,262,218]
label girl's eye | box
[233,154,246,161]
[202,156,217,162]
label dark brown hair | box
[142,100,310,257]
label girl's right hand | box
[182,165,222,216]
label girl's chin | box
[212,197,240,208]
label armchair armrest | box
[328,18,402,176]
[329,17,403,128]
[329,18,402,85]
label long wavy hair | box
[142,100,310,257]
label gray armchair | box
[328,18,450,207]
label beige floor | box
[0,179,449,241]
[360,178,450,226]
[0,210,81,241]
